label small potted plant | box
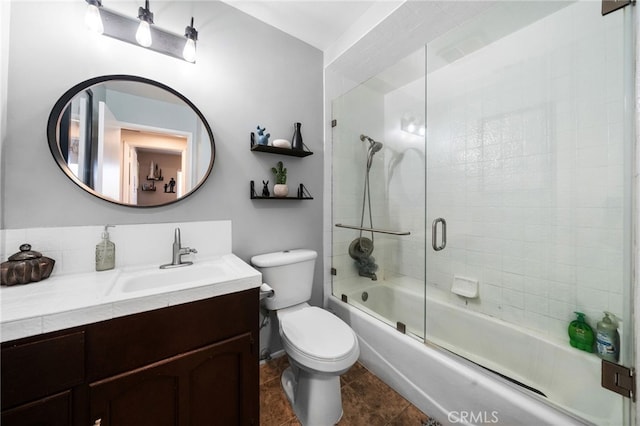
[271,161,288,197]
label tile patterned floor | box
[260,356,436,426]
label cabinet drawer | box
[86,288,259,380]
[1,332,85,409]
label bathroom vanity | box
[1,253,261,426]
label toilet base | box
[281,364,344,426]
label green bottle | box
[568,312,594,352]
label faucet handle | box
[180,247,197,255]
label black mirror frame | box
[47,74,215,208]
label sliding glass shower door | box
[331,50,426,340]
[331,1,634,422]
[425,1,634,424]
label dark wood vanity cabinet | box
[89,333,254,425]
[1,331,85,425]
[1,288,259,426]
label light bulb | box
[407,122,416,133]
[85,3,104,34]
[419,126,425,136]
[136,20,152,47]
[183,18,198,63]
[183,38,196,62]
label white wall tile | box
[2,221,232,277]
[423,0,626,348]
[42,304,113,333]
[327,1,627,355]
[1,317,43,342]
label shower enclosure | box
[331,47,426,340]
[331,1,634,424]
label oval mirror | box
[47,75,215,207]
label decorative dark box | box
[1,244,55,286]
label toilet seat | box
[278,306,359,373]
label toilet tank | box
[251,249,317,310]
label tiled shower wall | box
[425,1,627,343]
[383,78,426,283]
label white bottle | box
[96,225,115,271]
[596,311,620,363]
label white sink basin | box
[105,257,246,297]
[119,264,228,293]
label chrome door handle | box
[432,218,446,251]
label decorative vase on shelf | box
[271,161,288,198]
[273,184,289,198]
[291,122,303,151]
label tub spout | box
[355,254,378,281]
[359,271,377,281]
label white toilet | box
[251,249,359,426]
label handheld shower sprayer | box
[360,134,383,153]
[352,133,384,280]
[370,141,383,153]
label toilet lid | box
[280,307,356,361]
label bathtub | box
[328,283,622,425]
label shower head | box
[360,134,376,144]
[360,134,384,153]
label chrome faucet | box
[160,228,197,269]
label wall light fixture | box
[183,18,198,63]
[84,0,199,63]
[85,0,104,34]
[135,0,154,47]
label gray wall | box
[0,1,10,229]
[2,1,324,354]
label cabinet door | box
[2,331,84,410]
[89,333,257,426]
[1,391,72,426]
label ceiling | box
[219,1,388,52]
[214,1,572,91]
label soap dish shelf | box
[451,275,479,298]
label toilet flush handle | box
[260,283,275,300]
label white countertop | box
[1,254,261,342]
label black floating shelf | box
[250,133,313,157]
[250,181,313,200]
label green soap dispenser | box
[96,225,115,271]
[568,312,594,352]
[596,311,620,362]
